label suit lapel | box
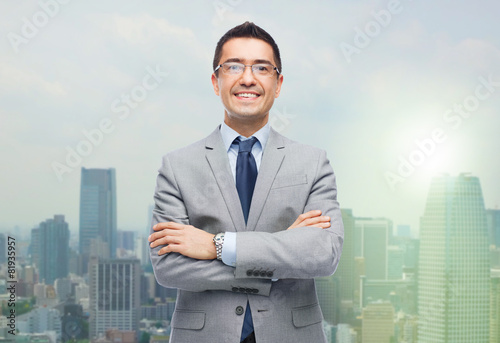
[246,128,285,231]
[204,126,246,232]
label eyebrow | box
[222,58,275,65]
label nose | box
[239,65,257,86]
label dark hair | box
[213,21,282,75]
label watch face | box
[214,233,224,243]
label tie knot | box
[236,136,258,153]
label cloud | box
[0,58,66,96]
[106,13,196,44]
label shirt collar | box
[220,122,270,152]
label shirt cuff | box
[221,231,236,267]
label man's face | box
[211,38,283,126]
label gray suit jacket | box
[150,126,344,343]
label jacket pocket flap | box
[171,310,206,330]
[292,303,323,328]
[271,174,307,189]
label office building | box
[395,313,418,343]
[117,230,135,251]
[55,277,72,302]
[336,209,355,303]
[396,224,411,238]
[88,258,140,339]
[17,307,62,339]
[354,217,392,280]
[487,209,500,247]
[361,277,417,315]
[491,269,500,343]
[353,257,365,309]
[30,227,40,265]
[79,167,117,262]
[33,215,70,285]
[387,245,404,280]
[361,301,395,343]
[337,323,357,343]
[417,174,490,342]
[0,233,5,264]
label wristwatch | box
[213,233,225,260]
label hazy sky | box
[1,0,499,240]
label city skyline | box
[2,170,496,242]
[2,172,498,342]
[1,1,499,237]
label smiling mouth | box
[235,92,260,99]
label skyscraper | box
[487,209,500,247]
[361,301,395,343]
[354,217,392,280]
[387,245,404,280]
[33,215,70,285]
[336,209,355,303]
[418,174,490,342]
[79,168,117,261]
[0,233,6,264]
[88,258,141,339]
[491,269,500,343]
[30,227,40,265]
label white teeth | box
[236,93,258,98]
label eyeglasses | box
[214,62,280,77]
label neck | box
[224,115,268,138]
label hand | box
[149,222,216,259]
[287,210,331,230]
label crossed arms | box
[148,149,344,295]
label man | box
[149,22,344,343]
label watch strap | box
[213,232,225,260]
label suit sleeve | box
[149,154,272,295]
[234,149,344,280]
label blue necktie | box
[235,136,257,341]
[235,137,258,224]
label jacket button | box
[232,287,238,292]
[259,271,267,277]
[235,306,244,315]
[246,270,253,276]
[253,289,259,294]
[253,271,260,277]
[266,271,274,277]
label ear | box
[274,74,284,98]
[211,73,220,96]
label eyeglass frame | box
[214,61,281,77]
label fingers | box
[296,210,322,223]
[315,221,331,229]
[288,210,331,230]
[158,244,180,256]
[149,222,188,243]
[289,210,322,228]
[152,221,184,231]
[301,215,330,226]
[149,226,185,249]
